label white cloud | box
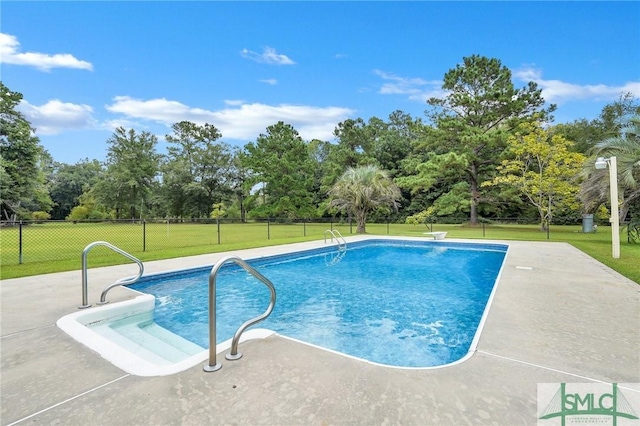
[373,70,444,102]
[106,96,216,125]
[105,96,354,141]
[0,33,93,72]
[102,118,148,132]
[18,99,96,134]
[240,46,295,65]
[514,66,640,103]
[260,78,278,85]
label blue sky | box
[2,1,639,164]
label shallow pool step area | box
[57,294,211,376]
[90,313,204,365]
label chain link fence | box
[3,215,626,268]
[0,218,359,266]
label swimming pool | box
[129,239,507,368]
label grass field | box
[1,221,638,284]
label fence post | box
[303,219,306,237]
[267,218,270,240]
[482,222,485,237]
[143,220,146,252]
[387,219,390,234]
[19,220,23,264]
[217,219,221,244]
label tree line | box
[2,55,639,232]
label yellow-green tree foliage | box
[484,122,586,229]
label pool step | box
[91,313,204,365]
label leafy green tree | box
[485,122,585,230]
[209,202,226,219]
[417,55,555,224]
[308,138,335,214]
[599,92,640,138]
[49,159,103,219]
[161,121,235,218]
[226,149,250,221]
[323,118,377,190]
[322,112,419,216]
[242,122,316,219]
[581,116,640,223]
[370,111,422,178]
[92,127,161,219]
[66,192,111,220]
[328,165,401,233]
[332,118,374,167]
[553,93,639,154]
[0,82,53,221]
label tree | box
[49,159,103,219]
[485,122,585,230]
[66,191,111,220]
[420,55,555,224]
[328,165,401,233]
[553,93,640,154]
[599,92,640,138]
[0,82,53,221]
[242,122,316,218]
[323,118,377,190]
[370,111,421,178]
[307,138,335,214]
[225,149,250,221]
[92,127,161,219]
[580,116,640,223]
[161,121,235,218]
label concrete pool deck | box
[1,236,639,425]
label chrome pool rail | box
[324,229,347,250]
[204,255,277,373]
[79,241,144,309]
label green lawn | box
[1,221,638,284]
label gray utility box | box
[582,214,594,233]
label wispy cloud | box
[18,99,96,134]
[240,46,295,65]
[373,70,443,102]
[260,78,278,85]
[106,96,215,125]
[0,33,93,72]
[105,96,354,141]
[514,66,640,103]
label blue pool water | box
[130,240,507,367]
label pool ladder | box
[324,229,347,250]
[204,256,276,372]
[79,241,144,309]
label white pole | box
[609,157,620,259]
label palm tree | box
[328,165,401,233]
[581,116,640,223]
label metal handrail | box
[324,229,347,250]
[79,241,144,309]
[204,255,276,372]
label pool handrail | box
[204,255,277,372]
[324,229,347,250]
[79,241,144,309]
